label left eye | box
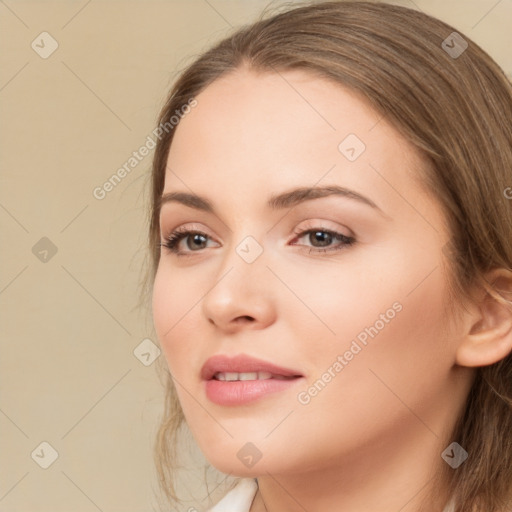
[291,228,355,253]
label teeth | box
[239,372,258,381]
[214,371,274,381]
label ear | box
[455,269,512,367]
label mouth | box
[201,353,303,381]
[201,354,304,406]
[213,371,298,381]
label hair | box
[141,1,512,510]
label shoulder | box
[206,478,258,512]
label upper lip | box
[201,354,303,380]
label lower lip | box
[205,377,303,406]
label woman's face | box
[152,67,469,477]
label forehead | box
[163,66,431,220]
[168,66,391,164]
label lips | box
[201,354,304,406]
[201,354,303,381]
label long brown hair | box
[142,1,512,510]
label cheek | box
[289,241,452,414]
[152,265,200,372]
[259,275,451,472]
[296,265,451,427]
[272,249,429,370]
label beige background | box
[0,1,510,511]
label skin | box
[152,66,486,511]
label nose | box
[201,240,277,333]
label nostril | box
[236,315,254,323]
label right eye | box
[160,228,218,256]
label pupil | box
[190,233,206,249]
[312,231,331,247]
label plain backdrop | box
[1,1,511,511]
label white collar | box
[207,478,258,511]
[206,478,455,512]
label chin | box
[203,443,296,478]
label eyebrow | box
[159,185,384,215]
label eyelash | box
[159,225,355,257]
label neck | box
[250,422,454,512]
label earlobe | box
[455,269,512,368]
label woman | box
[145,1,512,511]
